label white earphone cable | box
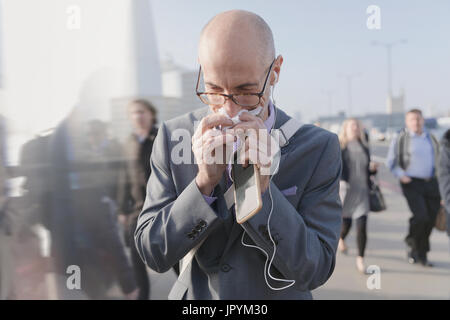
[240,96,296,291]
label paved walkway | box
[147,162,450,300]
[313,163,450,300]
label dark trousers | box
[400,177,441,259]
[129,218,150,300]
[340,216,368,257]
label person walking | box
[437,129,450,239]
[0,115,14,299]
[20,116,138,299]
[118,99,158,300]
[386,109,441,267]
[338,118,378,273]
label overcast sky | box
[151,0,450,121]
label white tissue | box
[219,106,263,125]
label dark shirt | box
[119,127,157,217]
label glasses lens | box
[233,94,260,107]
[200,94,225,106]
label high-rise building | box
[2,0,162,134]
[161,58,199,99]
[1,0,202,150]
[111,58,202,142]
[386,89,405,114]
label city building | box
[2,0,161,141]
[316,111,405,137]
[387,89,405,114]
[110,58,202,142]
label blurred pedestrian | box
[437,129,450,238]
[118,99,158,300]
[386,109,440,267]
[0,115,14,299]
[338,118,378,273]
[19,115,138,299]
[75,119,138,299]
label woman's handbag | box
[435,206,447,232]
[369,178,386,212]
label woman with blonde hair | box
[338,118,378,273]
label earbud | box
[271,73,277,105]
[273,72,278,85]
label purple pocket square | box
[281,186,297,196]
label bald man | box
[135,10,342,300]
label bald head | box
[199,10,275,66]
[197,10,282,120]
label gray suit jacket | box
[135,106,342,299]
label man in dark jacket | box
[437,129,450,237]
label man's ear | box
[271,55,283,85]
[271,71,279,86]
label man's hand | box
[118,214,127,226]
[400,175,412,184]
[192,114,235,196]
[369,161,379,173]
[231,112,279,193]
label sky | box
[1,0,161,131]
[1,0,449,138]
[151,0,450,121]
[0,0,164,164]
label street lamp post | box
[321,89,334,116]
[338,73,361,117]
[372,39,407,129]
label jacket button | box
[221,264,231,272]
[187,232,196,240]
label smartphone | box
[231,161,263,224]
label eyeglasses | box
[195,59,275,108]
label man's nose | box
[222,98,242,118]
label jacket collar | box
[272,106,291,131]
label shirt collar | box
[408,129,427,138]
[264,101,275,132]
[134,132,149,144]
